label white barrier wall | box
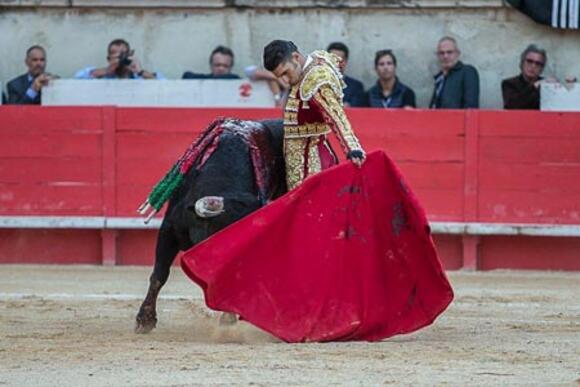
[541,82,580,112]
[42,79,276,107]
[1,4,579,109]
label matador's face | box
[272,53,303,87]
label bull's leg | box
[135,228,180,334]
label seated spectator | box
[7,45,58,104]
[182,46,240,79]
[366,50,415,109]
[244,65,289,107]
[326,42,365,107]
[75,39,164,80]
[430,36,479,109]
[501,44,548,110]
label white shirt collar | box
[303,55,313,70]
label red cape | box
[181,151,454,342]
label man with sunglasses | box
[429,36,479,109]
[501,44,548,110]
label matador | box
[263,40,366,190]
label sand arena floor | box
[0,265,578,386]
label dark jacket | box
[182,71,240,80]
[367,77,416,108]
[501,74,542,110]
[7,73,41,104]
[430,61,479,109]
[343,75,366,107]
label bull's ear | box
[191,196,225,218]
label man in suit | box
[7,45,57,104]
[429,36,480,109]
[326,42,366,107]
[501,44,547,110]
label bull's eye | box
[194,196,225,218]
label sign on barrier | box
[42,79,276,107]
[541,82,580,111]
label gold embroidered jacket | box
[283,50,363,154]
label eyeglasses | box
[437,50,457,56]
[525,58,545,67]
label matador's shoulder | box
[299,50,346,102]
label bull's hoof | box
[219,312,238,326]
[135,310,157,334]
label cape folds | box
[181,151,454,342]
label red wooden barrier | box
[1,106,579,270]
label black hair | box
[374,49,397,67]
[263,40,298,72]
[520,44,547,70]
[107,39,130,54]
[210,45,235,66]
[26,45,46,57]
[326,42,349,60]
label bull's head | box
[194,196,225,218]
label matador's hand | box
[347,149,366,168]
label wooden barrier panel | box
[0,106,579,270]
[0,106,104,216]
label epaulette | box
[299,51,345,102]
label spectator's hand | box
[32,73,52,92]
[533,80,542,89]
[106,57,120,76]
[129,55,143,75]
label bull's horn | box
[138,201,151,215]
[144,209,157,224]
[195,196,225,218]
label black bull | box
[135,119,286,333]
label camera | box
[118,51,133,68]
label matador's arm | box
[312,84,365,157]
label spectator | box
[326,42,366,107]
[75,39,164,80]
[7,45,58,104]
[244,65,289,107]
[182,45,240,79]
[430,36,479,109]
[366,50,416,109]
[501,44,548,110]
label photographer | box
[75,39,164,80]
[7,45,58,104]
